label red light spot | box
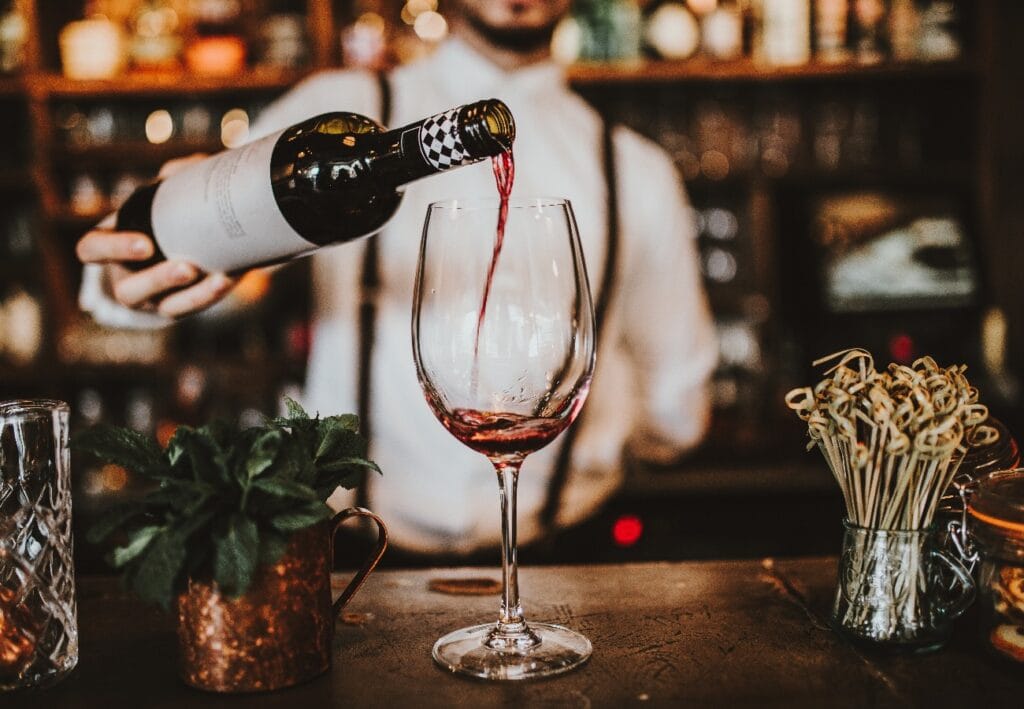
[889,334,915,364]
[286,320,311,361]
[612,515,644,547]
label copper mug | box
[176,507,388,693]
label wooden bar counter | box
[22,559,1024,707]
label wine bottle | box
[116,99,515,273]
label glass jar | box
[963,418,1022,480]
[831,521,974,651]
[967,469,1024,663]
[941,418,1020,514]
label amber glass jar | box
[967,469,1024,663]
[940,418,1020,518]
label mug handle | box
[930,548,975,620]
[329,507,389,618]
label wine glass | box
[412,197,596,680]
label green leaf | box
[245,430,283,480]
[127,529,188,609]
[270,502,331,533]
[87,503,144,544]
[251,477,318,501]
[214,514,260,597]
[201,419,236,449]
[273,436,317,485]
[111,525,162,567]
[314,456,380,499]
[317,456,380,474]
[258,531,290,566]
[283,396,309,421]
[173,426,231,487]
[73,425,168,480]
[145,481,207,512]
[315,415,361,460]
[315,473,361,501]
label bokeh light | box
[221,108,250,148]
[145,109,174,144]
[414,11,448,43]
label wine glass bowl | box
[413,197,596,680]
[414,198,595,461]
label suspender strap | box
[376,71,392,132]
[355,72,391,509]
[539,119,621,532]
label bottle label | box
[416,108,473,170]
[151,130,314,272]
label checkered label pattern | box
[419,108,473,171]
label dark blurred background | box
[1,0,1022,571]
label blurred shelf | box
[27,68,309,98]
[56,139,223,167]
[45,206,105,230]
[0,167,32,191]
[0,75,26,96]
[0,358,304,386]
[0,359,76,390]
[567,58,978,84]
[770,165,974,187]
[683,165,974,189]
[625,457,834,495]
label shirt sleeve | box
[614,129,718,462]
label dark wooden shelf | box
[0,75,26,96]
[45,206,106,230]
[0,167,32,191]
[0,361,63,387]
[769,164,973,187]
[55,139,224,167]
[28,67,310,98]
[9,60,977,96]
[678,164,973,191]
[567,57,977,84]
[0,357,303,387]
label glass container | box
[967,469,1024,664]
[0,400,77,690]
[832,521,974,652]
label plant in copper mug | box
[74,399,388,692]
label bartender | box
[76,0,718,555]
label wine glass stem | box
[495,461,526,632]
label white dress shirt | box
[82,38,718,554]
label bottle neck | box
[372,100,514,189]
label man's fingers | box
[156,273,236,318]
[112,261,200,307]
[76,231,155,264]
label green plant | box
[76,399,379,609]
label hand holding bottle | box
[76,99,513,320]
[75,154,239,318]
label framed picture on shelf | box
[812,191,979,313]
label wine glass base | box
[432,622,592,681]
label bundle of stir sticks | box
[786,349,995,530]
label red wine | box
[473,149,515,354]
[116,100,515,273]
[438,407,567,459]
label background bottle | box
[116,98,515,273]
